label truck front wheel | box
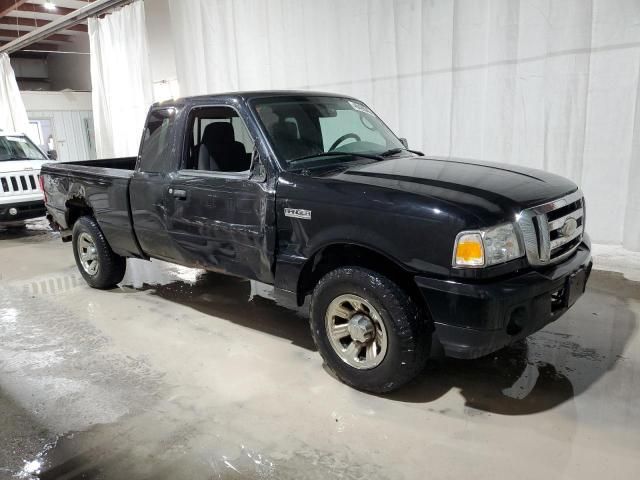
[310,267,430,393]
[72,216,126,289]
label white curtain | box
[89,0,153,157]
[0,53,29,134]
[169,0,640,251]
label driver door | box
[164,105,275,284]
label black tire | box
[310,267,430,393]
[72,216,126,289]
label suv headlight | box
[453,223,523,268]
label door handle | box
[169,188,187,200]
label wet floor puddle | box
[3,261,637,479]
[13,324,627,480]
[16,427,277,480]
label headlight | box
[453,223,523,268]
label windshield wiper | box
[380,148,404,157]
[288,151,383,165]
[380,147,425,157]
[288,147,425,167]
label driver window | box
[319,110,386,151]
[186,107,253,173]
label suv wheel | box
[72,216,126,289]
[310,267,430,393]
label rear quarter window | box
[139,108,177,173]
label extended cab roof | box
[151,90,359,110]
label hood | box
[0,159,49,174]
[330,155,577,222]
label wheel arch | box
[296,242,430,318]
[65,196,94,231]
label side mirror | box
[249,143,267,182]
[47,150,58,161]
[399,138,409,149]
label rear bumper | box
[0,200,46,223]
[415,243,592,359]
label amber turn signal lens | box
[454,233,484,266]
[457,241,482,260]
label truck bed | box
[42,157,137,179]
[41,157,143,258]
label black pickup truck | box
[42,91,592,393]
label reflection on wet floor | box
[23,420,279,480]
[1,228,639,479]
[120,260,315,351]
[0,219,58,243]
[116,260,636,413]
[10,268,633,478]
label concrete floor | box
[0,221,639,480]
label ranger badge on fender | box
[284,208,311,220]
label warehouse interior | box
[1,1,639,479]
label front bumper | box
[416,243,592,359]
[0,200,46,223]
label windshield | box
[0,135,47,162]
[251,96,405,169]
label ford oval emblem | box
[560,217,578,237]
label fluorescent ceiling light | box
[43,2,57,10]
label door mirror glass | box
[399,137,408,148]
[47,149,58,161]
[249,145,267,182]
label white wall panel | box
[27,110,95,163]
[168,0,640,251]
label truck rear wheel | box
[72,216,126,289]
[310,267,430,393]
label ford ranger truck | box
[0,132,48,227]
[41,91,592,393]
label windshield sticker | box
[6,136,27,143]
[348,101,372,115]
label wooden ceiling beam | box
[0,28,71,42]
[0,0,28,17]
[0,16,88,32]
[16,3,77,16]
[1,0,119,54]
[0,40,58,51]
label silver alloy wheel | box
[325,293,388,370]
[78,232,99,276]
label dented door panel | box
[165,171,275,284]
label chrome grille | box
[0,173,41,195]
[517,190,585,266]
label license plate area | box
[566,268,587,308]
[550,285,567,313]
[550,268,586,313]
